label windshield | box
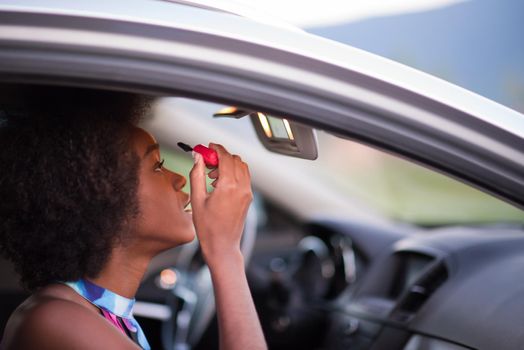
[313,130,524,225]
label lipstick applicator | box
[177,142,219,168]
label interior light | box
[213,106,250,118]
[159,268,177,289]
[282,118,294,141]
[258,112,273,138]
[216,106,237,115]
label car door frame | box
[1,0,523,209]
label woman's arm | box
[189,144,267,350]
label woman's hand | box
[189,144,266,350]
[189,143,253,265]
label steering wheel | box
[165,203,258,350]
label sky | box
[231,0,468,27]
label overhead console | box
[213,106,318,160]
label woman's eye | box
[154,159,165,172]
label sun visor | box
[250,112,318,160]
[214,107,318,160]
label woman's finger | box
[209,143,235,180]
[189,152,207,207]
[232,155,244,181]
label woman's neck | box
[88,245,153,299]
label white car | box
[1,1,524,349]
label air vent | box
[391,262,448,322]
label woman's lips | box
[183,200,192,213]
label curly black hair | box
[0,84,152,291]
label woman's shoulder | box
[9,283,101,325]
[1,284,139,349]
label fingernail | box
[193,151,201,164]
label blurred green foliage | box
[325,152,524,225]
[355,157,524,225]
[316,132,524,225]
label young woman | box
[0,86,266,349]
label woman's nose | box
[172,172,187,191]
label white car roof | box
[1,0,522,139]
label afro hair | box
[0,84,152,291]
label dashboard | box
[247,212,524,350]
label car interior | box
[1,86,524,350]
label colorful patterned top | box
[62,279,151,350]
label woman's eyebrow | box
[143,143,159,159]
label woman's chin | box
[176,219,196,244]
[180,229,196,244]
[154,225,195,248]
[163,211,195,245]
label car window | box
[149,97,524,226]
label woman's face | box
[130,126,195,249]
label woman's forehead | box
[131,126,157,151]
